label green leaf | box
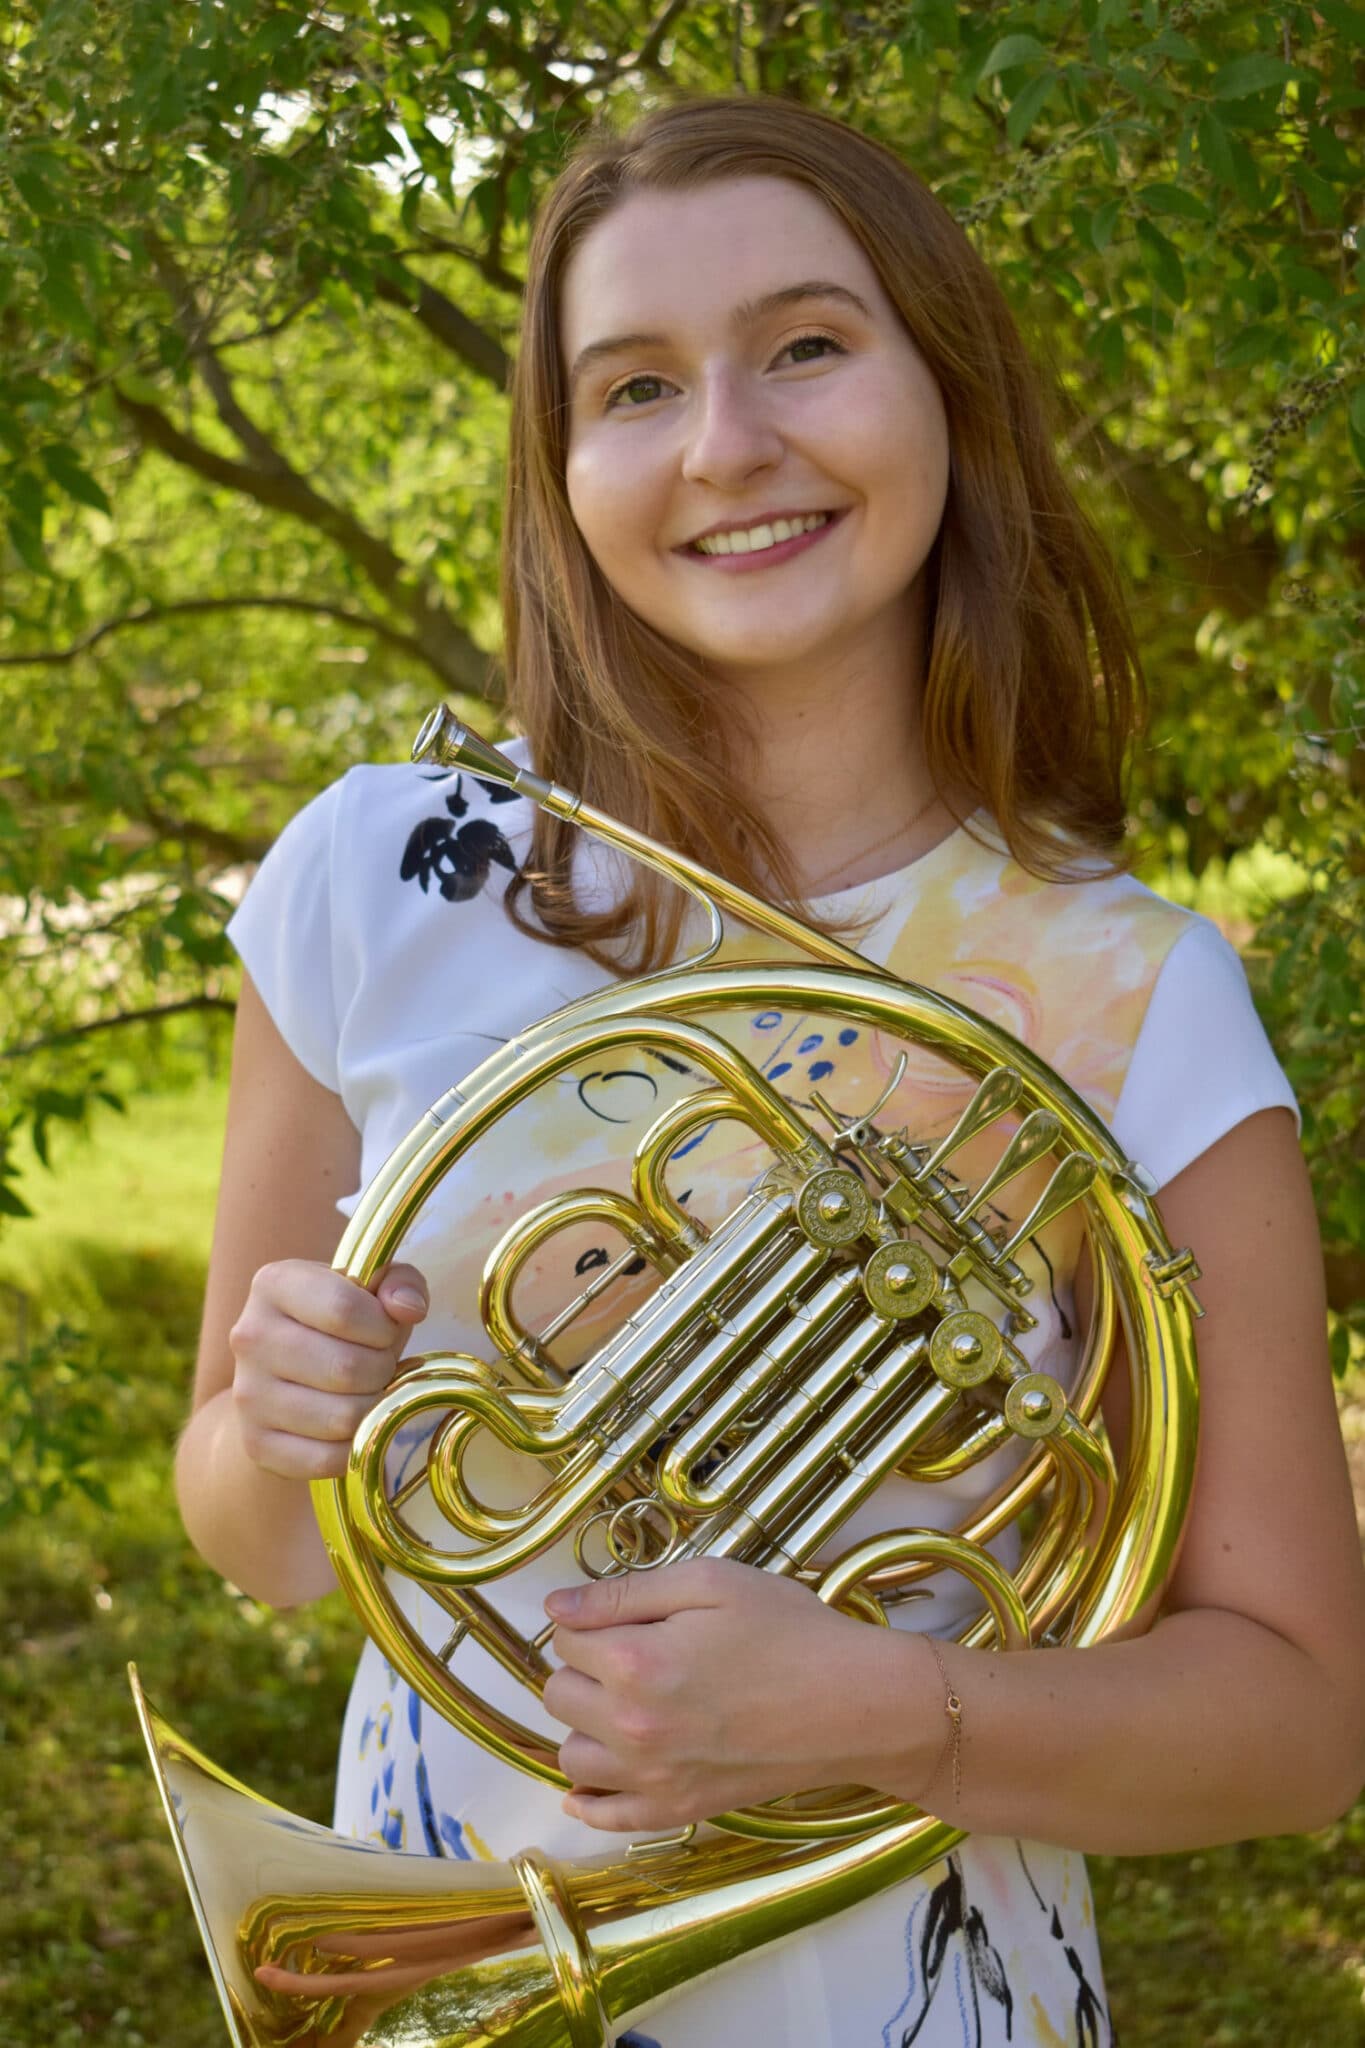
[1308,121,1357,178]
[1277,258,1331,304]
[39,444,112,516]
[6,513,48,577]
[1088,316,1126,383]
[1215,324,1278,370]
[1347,412,1365,472]
[1316,0,1365,42]
[1329,1319,1352,1379]
[0,1183,33,1219]
[1135,218,1186,303]
[1197,113,1261,204]
[978,32,1049,79]
[405,2,451,50]
[1139,181,1209,221]
[1147,27,1200,62]
[1211,54,1300,100]
[1090,197,1122,251]
[1196,111,1235,185]
[1350,387,1365,436]
[1005,71,1056,144]
[506,163,532,224]
[1295,169,1342,225]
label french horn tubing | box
[133,705,1203,2047]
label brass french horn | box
[133,706,1203,2047]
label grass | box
[0,1083,1361,2046]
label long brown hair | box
[501,93,1143,972]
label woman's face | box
[560,176,950,693]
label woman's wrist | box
[840,1618,957,1810]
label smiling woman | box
[171,89,1365,2048]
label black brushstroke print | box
[401,773,517,902]
[1016,1845,1115,2046]
[898,1854,1013,2046]
[417,766,522,807]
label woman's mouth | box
[679,508,848,572]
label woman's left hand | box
[541,1556,933,1832]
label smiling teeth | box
[694,512,832,556]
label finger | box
[548,1620,656,1687]
[544,1557,734,1631]
[242,1375,381,1443]
[540,1663,609,1732]
[237,1327,396,1399]
[236,1425,355,1481]
[256,1959,463,1997]
[558,1730,632,1789]
[561,1789,675,1834]
[375,1261,430,1325]
[312,1916,536,1961]
[261,1263,412,1350]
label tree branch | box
[370,268,512,387]
[631,0,695,77]
[406,232,525,301]
[110,387,407,583]
[136,808,270,864]
[0,595,429,669]
[3,996,236,1063]
[110,390,497,696]
[1070,409,1279,619]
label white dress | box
[227,743,1297,2047]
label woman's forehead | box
[558,177,886,361]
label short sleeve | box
[1110,917,1300,1190]
[225,779,344,1093]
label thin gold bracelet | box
[923,1636,964,1809]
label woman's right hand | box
[228,1259,430,1480]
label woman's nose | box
[679,368,784,486]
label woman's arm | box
[176,973,425,1609]
[543,1106,1365,1851]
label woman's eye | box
[605,371,670,411]
[785,332,845,366]
[602,332,846,411]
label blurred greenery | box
[0,1082,1361,2045]
[1,1,1362,2040]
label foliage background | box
[0,0,1362,2040]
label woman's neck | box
[723,626,961,899]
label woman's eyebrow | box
[567,279,873,394]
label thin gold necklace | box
[811,794,944,893]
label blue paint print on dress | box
[416,1750,442,1857]
[408,1686,422,1742]
[617,2032,663,2047]
[881,1891,931,2048]
[438,1812,473,1860]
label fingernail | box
[545,1587,581,1617]
[390,1286,427,1313]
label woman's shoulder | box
[306,734,539,907]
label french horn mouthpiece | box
[412,703,522,790]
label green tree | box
[0,0,1361,1313]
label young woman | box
[176,94,1365,2046]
